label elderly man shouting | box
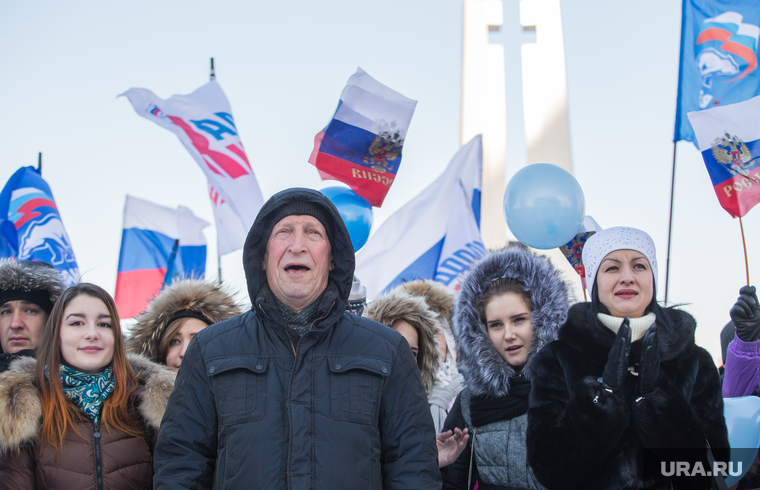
[154,188,440,489]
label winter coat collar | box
[454,246,570,397]
[242,188,355,307]
[558,302,697,363]
[0,353,175,452]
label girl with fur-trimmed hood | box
[400,279,466,433]
[0,283,175,489]
[126,279,241,371]
[441,246,570,490]
[364,288,441,395]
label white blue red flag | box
[115,195,210,318]
[355,136,484,299]
[119,81,262,253]
[688,94,760,218]
[0,166,79,286]
[675,0,760,144]
[309,67,417,207]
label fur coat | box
[0,354,175,490]
[526,302,730,490]
[364,288,441,395]
[126,279,241,363]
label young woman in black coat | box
[526,226,729,490]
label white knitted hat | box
[582,227,658,299]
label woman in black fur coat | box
[526,226,729,490]
[441,245,570,490]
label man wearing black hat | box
[0,260,65,372]
[155,188,440,489]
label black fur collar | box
[558,303,697,363]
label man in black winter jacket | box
[0,260,64,372]
[154,188,441,489]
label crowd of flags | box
[2,0,760,317]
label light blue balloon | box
[723,396,760,486]
[320,186,374,251]
[503,163,586,249]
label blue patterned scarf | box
[58,365,115,422]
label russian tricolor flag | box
[309,67,417,207]
[115,196,210,318]
[688,94,760,218]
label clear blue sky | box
[1,0,753,361]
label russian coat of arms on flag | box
[309,68,417,207]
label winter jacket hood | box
[454,246,570,397]
[400,279,454,325]
[0,353,175,452]
[364,288,441,394]
[126,279,241,362]
[242,188,354,306]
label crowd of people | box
[0,186,756,489]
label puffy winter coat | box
[0,354,175,490]
[153,187,440,490]
[527,303,730,490]
[441,246,569,490]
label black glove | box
[731,285,760,342]
[637,323,660,399]
[602,318,631,394]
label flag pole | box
[37,152,42,174]
[664,142,678,305]
[582,283,587,301]
[209,58,222,284]
[740,217,750,286]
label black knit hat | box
[0,261,65,314]
[266,201,334,249]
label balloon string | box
[740,217,750,286]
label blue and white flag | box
[355,136,484,299]
[0,167,79,286]
[675,0,760,144]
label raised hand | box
[637,323,659,400]
[602,318,631,394]
[731,285,760,342]
[436,428,469,468]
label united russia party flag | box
[688,94,760,218]
[0,166,79,286]
[309,67,417,207]
[120,81,261,254]
[675,0,760,144]
[115,196,210,318]
[355,136,484,299]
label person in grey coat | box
[441,246,570,490]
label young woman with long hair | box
[0,283,175,489]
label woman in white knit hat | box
[526,227,729,490]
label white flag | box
[355,136,485,299]
[120,81,263,254]
[208,183,247,256]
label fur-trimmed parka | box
[526,302,730,490]
[126,279,241,363]
[0,354,175,490]
[364,288,441,395]
[442,246,570,490]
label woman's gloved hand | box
[602,318,631,394]
[637,324,659,400]
[731,285,760,342]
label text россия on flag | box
[309,67,417,207]
[119,81,261,254]
[688,94,760,218]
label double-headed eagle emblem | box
[711,132,756,180]
[364,129,404,173]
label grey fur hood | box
[0,353,175,452]
[454,246,570,397]
[126,279,241,363]
[364,288,441,395]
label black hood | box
[242,188,355,306]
